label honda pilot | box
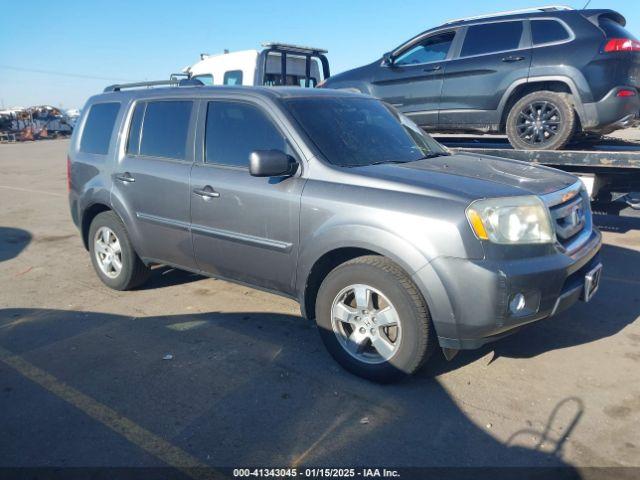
[68,84,602,381]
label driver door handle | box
[423,65,442,72]
[193,186,220,199]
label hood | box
[346,153,579,201]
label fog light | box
[509,293,526,313]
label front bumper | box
[413,229,602,350]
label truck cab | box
[185,42,330,88]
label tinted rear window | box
[139,101,192,160]
[531,20,571,45]
[80,102,120,154]
[205,101,285,167]
[599,17,637,40]
[461,21,523,57]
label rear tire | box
[315,255,434,383]
[88,211,150,290]
[506,90,576,151]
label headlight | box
[466,195,554,244]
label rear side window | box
[126,102,145,155]
[223,70,243,85]
[80,102,120,154]
[139,101,192,160]
[531,20,571,45]
[205,101,285,167]
[461,21,524,57]
[395,32,455,65]
[599,17,638,40]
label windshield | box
[284,97,447,167]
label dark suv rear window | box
[461,21,524,57]
[80,102,120,155]
[138,101,192,160]
[599,17,638,40]
[531,19,571,45]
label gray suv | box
[68,84,602,382]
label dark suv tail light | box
[603,38,640,52]
[617,89,637,97]
[67,155,72,192]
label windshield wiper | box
[417,152,450,160]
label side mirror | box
[249,150,298,177]
[382,52,395,67]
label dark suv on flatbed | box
[69,84,602,382]
[321,6,640,150]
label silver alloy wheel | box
[94,226,123,279]
[330,284,402,364]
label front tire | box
[88,211,150,290]
[315,255,434,382]
[506,90,576,150]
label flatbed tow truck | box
[436,133,640,212]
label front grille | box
[544,182,592,253]
[550,194,587,244]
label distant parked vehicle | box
[69,81,601,382]
[321,6,640,150]
[184,42,329,88]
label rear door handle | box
[193,186,220,199]
[501,56,525,63]
[115,172,135,183]
[423,65,442,72]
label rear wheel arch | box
[500,79,577,131]
[81,203,112,250]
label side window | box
[460,21,524,57]
[395,32,455,65]
[531,20,571,45]
[139,101,192,160]
[205,101,285,167]
[79,102,120,155]
[223,70,243,85]
[126,102,145,155]
[193,74,214,85]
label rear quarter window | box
[461,21,524,57]
[531,19,571,45]
[79,102,120,155]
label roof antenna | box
[582,0,592,9]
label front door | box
[190,99,304,294]
[112,99,197,269]
[369,31,457,128]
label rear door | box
[439,20,531,129]
[111,99,197,269]
[189,98,304,294]
[368,31,457,128]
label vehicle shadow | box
[593,213,640,233]
[0,227,32,262]
[0,307,581,476]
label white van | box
[184,43,330,88]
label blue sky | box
[1,0,638,109]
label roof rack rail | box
[444,5,573,24]
[262,42,328,55]
[104,73,190,92]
